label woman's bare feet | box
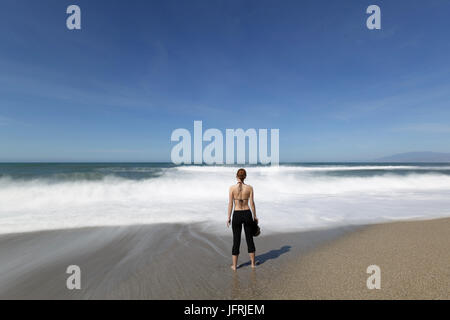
[231,255,238,271]
[251,261,259,268]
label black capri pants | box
[232,209,256,255]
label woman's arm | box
[227,187,234,227]
[249,187,257,220]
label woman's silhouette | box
[227,168,258,270]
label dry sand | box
[0,218,448,299]
[271,217,450,299]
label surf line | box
[171,121,279,165]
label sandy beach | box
[0,218,448,299]
[271,217,450,299]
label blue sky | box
[1,0,449,162]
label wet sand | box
[0,223,354,299]
[0,218,448,299]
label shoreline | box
[0,218,448,299]
[0,222,357,299]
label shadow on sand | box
[238,245,291,268]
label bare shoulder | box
[246,184,254,191]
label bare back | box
[230,183,253,211]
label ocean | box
[1,162,450,235]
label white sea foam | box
[1,165,450,234]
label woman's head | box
[236,168,247,182]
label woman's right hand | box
[227,219,231,228]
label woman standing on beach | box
[227,168,258,270]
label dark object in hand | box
[252,219,261,237]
